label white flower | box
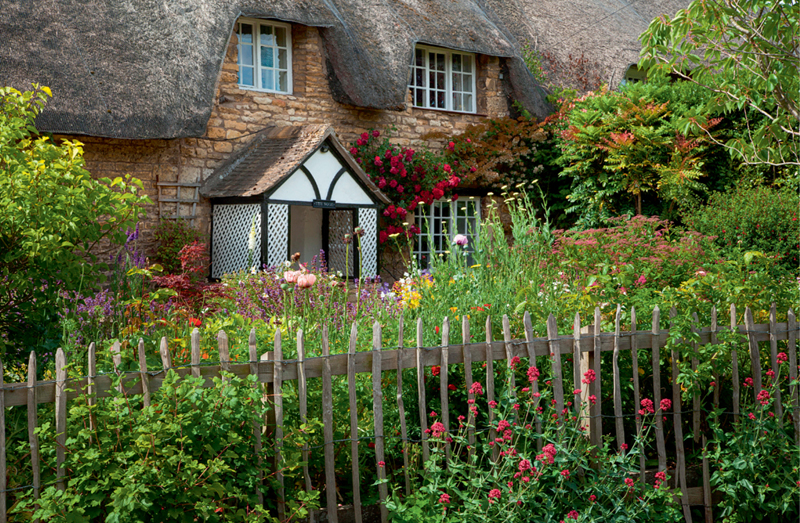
[248,215,258,251]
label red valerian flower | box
[589,494,597,502]
[624,478,634,488]
[510,356,521,370]
[431,366,441,377]
[469,381,483,395]
[566,510,579,520]
[582,369,596,384]
[777,352,788,364]
[660,398,672,411]
[489,400,498,409]
[527,366,540,382]
[560,469,570,479]
[744,377,753,387]
[438,493,450,504]
[757,390,771,406]
[488,489,501,503]
[378,461,385,467]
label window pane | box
[437,53,445,71]
[260,25,274,46]
[278,71,288,91]
[239,23,253,44]
[261,69,275,90]
[429,90,437,108]
[437,91,445,108]
[416,48,424,67]
[452,54,461,72]
[415,68,424,87]
[415,88,424,107]
[278,48,288,69]
[462,55,473,73]
[239,66,254,86]
[463,93,472,112]
[275,26,286,47]
[453,74,462,91]
[261,47,274,68]
[461,74,472,92]
[436,72,445,89]
[453,93,462,112]
[239,44,253,66]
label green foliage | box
[0,85,150,353]
[639,0,800,168]
[552,79,763,225]
[707,382,800,522]
[683,184,799,272]
[153,219,204,275]
[388,382,682,522]
[12,371,319,522]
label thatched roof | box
[200,124,390,203]
[1,0,686,139]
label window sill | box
[238,85,293,96]
[409,105,486,117]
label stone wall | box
[69,22,514,273]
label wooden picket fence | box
[0,303,798,523]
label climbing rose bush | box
[350,129,462,243]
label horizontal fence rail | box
[0,304,798,523]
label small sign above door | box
[312,199,336,209]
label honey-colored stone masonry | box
[68,23,514,274]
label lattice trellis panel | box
[358,208,378,278]
[267,204,289,268]
[328,210,354,277]
[212,204,261,278]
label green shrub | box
[153,219,204,274]
[12,371,319,522]
[683,185,799,271]
[0,85,149,356]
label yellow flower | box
[450,307,458,314]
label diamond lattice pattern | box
[212,204,261,278]
[267,204,289,268]
[358,208,378,278]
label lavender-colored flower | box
[453,234,469,247]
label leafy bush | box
[0,85,149,356]
[12,371,318,522]
[707,373,800,522]
[551,78,771,226]
[153,219,204,274]
[388,373,681,522]
[682,184,799,271]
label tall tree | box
[639,0,799,168]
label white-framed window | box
[409,45,476,113]
[237,19,292,94]
[414,198,481,267]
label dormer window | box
[237,19,292,94]
[409,45,476,113]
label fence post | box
[249,328,264,509]
[768,304,783,420]
[463,315,476,454]
[546,314,564,417]
[788,309,799,444]
[372,322,388,523]
[630,308,645,487]
[652,306,667,473]
[55,348,67,491]
[590,307,602,449]
[137,339,150,407]
[572,313,582,417]
[744,308,762,401]
[321,326,338,523]
[730,305,740,423]
[396,315,411,495]
[710,308,720,409]
[524,312,543,451]
[670,309,691,523]
[440,317,451,461]
[295,329,311,519]
[415,318,430,462]
[28,352,41,504]
[191,328,201,379]
[274,329,285,521]
[87,342,97,431]
[347,323,363,523]
[485,316,497,461]
[612,305,624,450]
[159,337,172,371]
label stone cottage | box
[1,0,686,280]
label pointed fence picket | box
[0,304,798,523]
